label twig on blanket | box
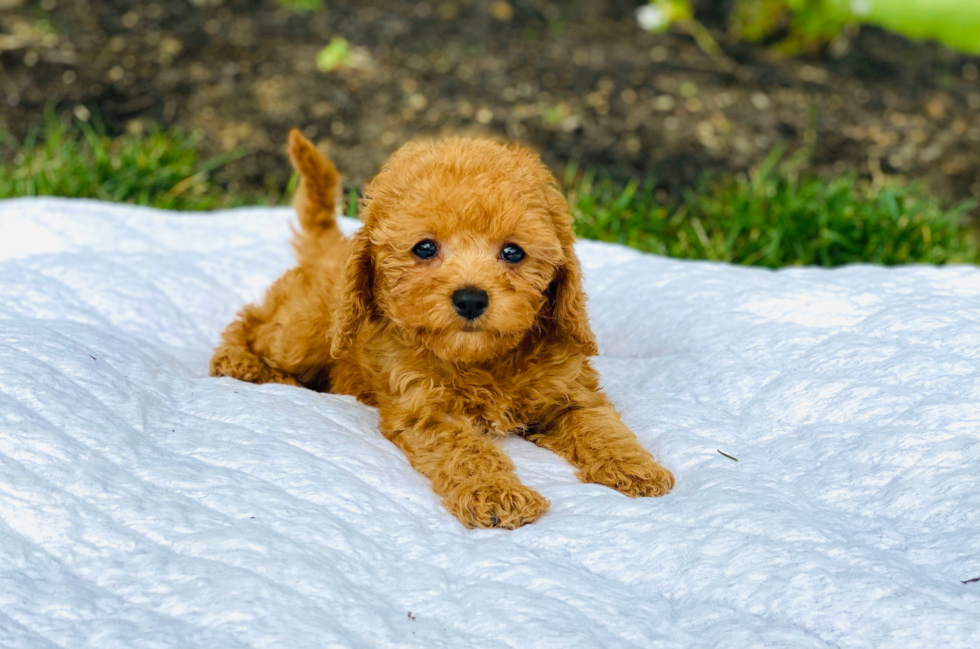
[962,577,979,584]
[717,449,738,462]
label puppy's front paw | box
[445,476,550,529]
[582,457,675,498]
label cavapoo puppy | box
[210,130,674,528]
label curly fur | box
[210,130,674,528]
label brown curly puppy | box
[211,130,674,528]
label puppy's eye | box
[412,239,438,260]
[500,243,525,264]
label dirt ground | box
[1,0,978,203]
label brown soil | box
[1,0,978,203]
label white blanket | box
[1,197,977,648]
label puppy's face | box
[370,172,564,363]
[329,138,596,365]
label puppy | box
[210,131,674,528]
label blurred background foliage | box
[640,0,980,54]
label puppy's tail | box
[288,128,340,237]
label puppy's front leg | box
[530,394,674,498]
[383,412,549,529]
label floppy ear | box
[544,186,599,357]
[329,225,374,358]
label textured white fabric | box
[0,197,977,648]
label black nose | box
[452,287,489,320]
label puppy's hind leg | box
[209,311,301,387]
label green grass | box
[1,118,976,267]
[276,0,323,12]
[0,116,252,211]
[568,152,979,267]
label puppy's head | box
[330,138,597,364]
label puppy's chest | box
[451,375,545,438]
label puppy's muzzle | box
[452,287,489,320]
